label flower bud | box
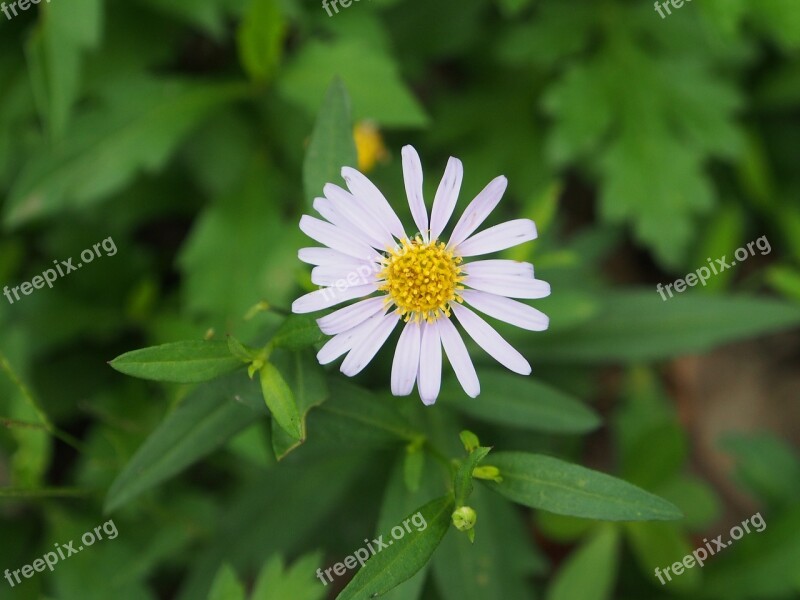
[452,506,477,531]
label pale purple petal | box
[461,259,534,278]
[340,312,400,376]
[342,167,406,239]
[402,145,429,241]
[451,303,531,375]
[312,197,384,249]
[317,296,388,335]
[438,316,479,398]
[418,321,442,405]
[299,216,378,261]
[430,157,463,241]
[461,290,549,331]
[317,310,387,364]
[298,247,354,266]
[456,219,537,257]
[323,184,393,249]
[391,320,421,396]
[311,263,379,288]
[291,283,376,314]
[447,176,507,249]
[463,274,551,300]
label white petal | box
[391,320,421,396]
[401,145,429,241]
[430,157,463,241]
[451,303,531,375]
[317,296,387,335]
[456,219,537,257]
[299,216,378,261]
[317,310,387,364]
[312,197,383,249]
[298,247,354,266]
[418,321,442,405]
[447,176,507,249]
[291,283,376,314]
[311,262,379,287]
[464,274,551,299]
[340,312,400,376]
[462,259,534,278]
[324,184,392,249]
[461,289,549,331]
[438,316,479,398]
[342,167,406,239]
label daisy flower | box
[292,145,550,404]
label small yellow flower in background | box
[354,121,389,173]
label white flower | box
[292,145,550,405]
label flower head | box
[292,145,550,404]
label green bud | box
[472,465,503,483]
[452,506,477,531]
[459,430,480,453]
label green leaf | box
[625,522,701,592]
[5,78,248,227]
[545,526,620,600]
[312,380,420,447]
[260,361,302,441]
[440,371,600,434]
[280,38,428,128]
[337,495,454,600]
[251,553,326,600]
[270,351,328,460]
[104,375,264,512]
[454,446,490,508]
[302,77,357,208]
[208,564,246,600]
[272,315,327,351]
[110,340,242,383]
[236,0,285,82]
[485,452,682,521]
[523,291,800,363]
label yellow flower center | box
[378,237,463,322]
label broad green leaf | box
[337,495,454,600]
[272,315,327,351]
[237,0,285,82]
[545,526,619,600]
[104,375,264,512]
[485,452,682,521]
[311,380,420,446]
[625,522,701,592]
[440,371,600,434]
[270,351,328,460]
[110,340,242,383]
[523,291,800,363]
[208,564,246,600]
[302,77,357,208]
[280,38,428,128]
[454,446,490,508]
[251,553,326,600]
[720,431,800,507]
[657,475,721,530]
[260,361,302,441]
[5,78,248,227]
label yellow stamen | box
[378,237,463,323]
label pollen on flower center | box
[378,236,463,322]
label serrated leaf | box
[208,564,246,600]
[485,452,682,521]
[251,553,326,600]
[302,77,357,208]
[110,340,242,383]
[260,361,302,440]
[104,374,265,512]
[337,495,454,600]
[440,371,600,434]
